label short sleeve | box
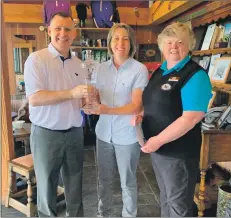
[24,53,46,97]
[133,64,149,91]
[181,70,212,112]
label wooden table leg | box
[23,138,30,155]
[198,169,206,217]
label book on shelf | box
[138,44,161,62]
[228,32,231,48]
[210,25,219,49]
[214,25,225,48]
[201,24,217,50]
[81,49,109,63]
[100,51,107,63]
[199,56,211,70]
[194,26,207,51]
[107,53,110,61]
[223,22,231,42]
[94,50,101,63]
[208,54,221,77]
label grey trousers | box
[30,124,84,217]
[96,138,140,217]
[151,152,199,217]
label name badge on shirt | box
[168,76,180,82]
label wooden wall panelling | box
[3,3,90,23]
[4,3,149,26]
[5,24,16,94]
[134,25,161,44]
[4,3,43,23]
[118,7,149,26]
[191,2,231,27]
[149,1,202,25]
[167,1,231,27]
[1,1,15,204]
[9,23,46,50]
[6,23,46,94]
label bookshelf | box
[212,82,231,95]
[72,27,110,61]
[75,27,110,32]
[71,46,107,51]
[74,27,109,42]
[192,48,231,56]
[192,23,231,100]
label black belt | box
[38,125,74,133]
[54,127,74,133]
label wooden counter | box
[195,129,231,217]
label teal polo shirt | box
[161,56,212,112]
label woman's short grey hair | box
[107,23,136,58]
[157,22,196,52]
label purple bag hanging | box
[44,0,71,25]
[91,0,114,28]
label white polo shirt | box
[24,43,86,130]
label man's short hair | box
[49,12,73,25]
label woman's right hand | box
[131,113,143,126]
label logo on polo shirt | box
[161,83,171,91]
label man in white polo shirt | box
[24,12,89,217]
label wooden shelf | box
[212,82,231,94]
[71,46,107,51]
[192,48,231,56]
[75,27,110,32]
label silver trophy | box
[81,50,99,110]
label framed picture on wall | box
[138,44,161,62]
[211,57,231,83]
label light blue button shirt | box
[95,58,149,145]
[161,56,212,112]
[24,43,86,130]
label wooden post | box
[1,1,15,204]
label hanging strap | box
[100,0,102,12]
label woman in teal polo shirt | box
[135,22,212,217]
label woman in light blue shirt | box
[85,23,148,217]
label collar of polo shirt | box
[109,57,132,68]
[48,43,72,60]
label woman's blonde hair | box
[157,22,196,52]
[107,23,136,57]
